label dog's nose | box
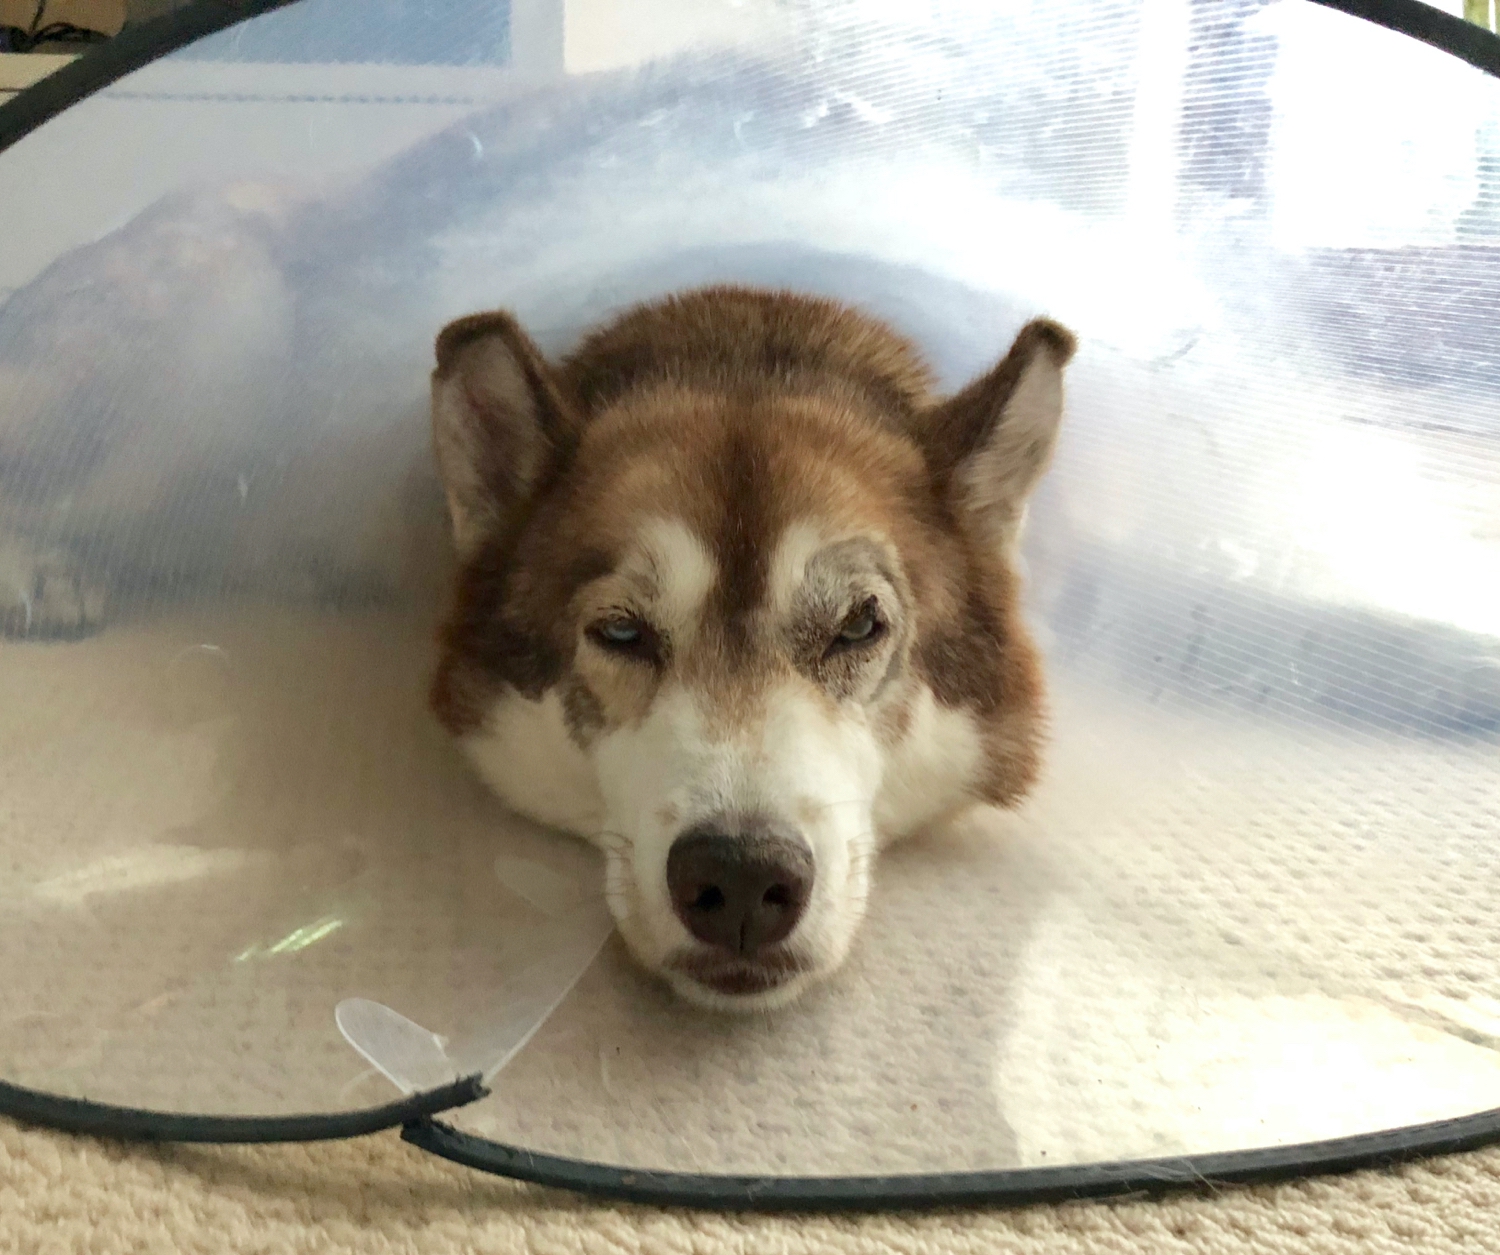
[666,819,814,956]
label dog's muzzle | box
[665,813,813,993]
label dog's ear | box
[921,318,1075,548]
[430,310,580,557]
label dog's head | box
[428,290,1073,1009]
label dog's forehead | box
[569,391,921,611]
[608,516,896,619]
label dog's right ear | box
[920,318,1076,550]
[431,310,580,557]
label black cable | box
[1314,0,1500,75]
[0,1074,488,1144]
[404,1104,1500,1211]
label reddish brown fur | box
[431,286,1073,810]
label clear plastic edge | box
[336,889,616,1093]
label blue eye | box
[829,598,886,653]
[838,608,878,643]
[588,616,659,660]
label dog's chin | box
[661,951,820,1013]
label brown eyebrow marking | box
[704,425,777,662]
[564,547,617,594]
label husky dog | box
[426,287,1073,1007]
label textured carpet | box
[4,1119,1499,1254]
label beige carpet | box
[3,1118,1498,1253]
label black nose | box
[666,818,814,956]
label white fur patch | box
[638,516,716,639]
[875,685,985,844]
[767,520,829,616]
[463,690,603,837]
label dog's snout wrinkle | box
[666,818,813,957]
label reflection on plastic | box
[336,999,454,1095]
[493,856,597,918]
[236,916,345,962]
[450,904,615,1084]
[30,846,256,907]
[338,857,614,1093]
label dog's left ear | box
[921,318,1076,547]
[430,310,581,558]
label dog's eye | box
[829,598,886,653]
[587,615,661,662]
